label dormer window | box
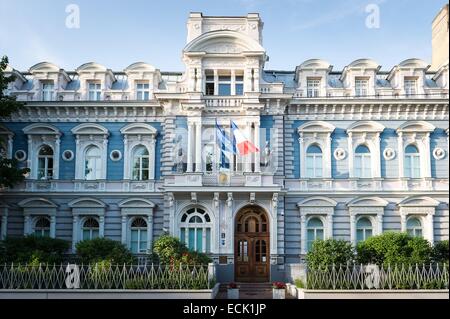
[88,82,101,101]
[307,78,320,98]
[136,82,150,101]
[404,78,417,97]
[42,82,54,101]
[355,78,369,97]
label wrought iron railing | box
[307,264,449,290]
[0,263,215,290]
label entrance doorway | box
[234,206,270,282]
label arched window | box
[34,217,50,237]
[130,217,148,253]
[404,145,420,178]
[37,145,54,180]
[179,208,211,253]
[132,146,150,181]
[356,217,373,243]
[306,145,323,178]
[306,217,324,252]
[84,146,102,180]
[82,217,99,240]
[355,145,371,178]
[406,217,422,237]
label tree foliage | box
[432,240,449,264]
[0,55,28,188]
[152,235,212,265]
[356,232,433,265]
[75,237,135,264]
[306,239,355,269]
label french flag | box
[231,121,259,156]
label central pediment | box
[184,30,265,55]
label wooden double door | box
[234,207,270,282]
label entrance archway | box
[234,206,270,282]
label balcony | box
[164,172,278,187]
[203,96,243,108]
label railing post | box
[207,262,216,286]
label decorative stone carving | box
[383,148,396,160]
[334,148,346,160]
[433,147,446,160]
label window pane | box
[188,228,195,250]
[206,228,211,253]
[131,230,138,241]
[316,229,324,240]
[235,83,244,95]
[196,228,203,252]
[356,229,364,242]
[180,228,185,244]
[218,84,231,95]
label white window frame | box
[131,146,150,181]
[23,124,61,180]
[354,145,372,178]
[355,216,374,243]
[305,145,323,178]
[355,78,369,97]
[37,145,54,180]
[306,216,325,252]
[404,78,417,97]
[33,216,51,237]
[298,197,336,255]
[88,82,102,101]
[119,198,154,253]
[81,217,100,241]
[307,78,321,98]
[298,121,335,179]
[121,123,157,181]
[18,198,57,238]
[406,217,423,237]
[84,145,103,180]
[136,82,150,101]
[179,207,213,253]
[404,144,421,178]
[72,124,109,180]
[42,81,54,101]
[348,197,386,246]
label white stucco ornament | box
[433,147,446,160]
[110,150,122,161]
[62,150,74,161]
[383,148,396,160]
[334,148,347,160]
[14,150,27,161]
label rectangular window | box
[307,79,320,98]
[205,74,215,95]
[218,75,231,96]
[42,82,54,101]
[235,75,244,95]
[404,78,417,97]
[355,78,369,97]
[88,82,101,101]
[136,82,150,100]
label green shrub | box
[152,235,211,265]
[294,278,305,288]
[306,239,355,269]
[432,240,449,264]
[0,236,70,264]
[356,232,432,265]
[75,238,135,264]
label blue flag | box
[216,121,234,169]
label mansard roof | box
[347,58,381,70]
[124,62,157,73]
[75,62,116,81]
[398,58,430,69]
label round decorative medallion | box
[14,150,27,162]
[433,147,446,160]
[110,150,122,161]
[334,148,347,160]
[383,148,396,160]
[62,150,74,161]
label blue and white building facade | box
[0,13,448,282]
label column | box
[24,215,31,235]
[349,213,356,246]
[99,216,105,237]
[147,214,153,252]
[423,133,432,178]
[376,213,383,235]
[7,136,13,159]
[325,133,332,178]
[347,133,354,178]
[425,213,434,245]
[397,132,404,178]
[300,214,307,255]
[326,214,333,239]
[254,121,260,173]
[195,121,202,173]
[121,216,127,244]
[230,69,236,96]
[187,122,194,172]
[374,133,381,178]
[72,215,79,252]
[213,69,219,96]
[50,215,56,238]
[55,137,61,179]
[123,137,129,179]
[1,212,7,240]
[299,134,305,178]
[400,212,406,232]
[245,122,252,172]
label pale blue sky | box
[0,0,448,72]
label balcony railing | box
[203,96,243,107]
